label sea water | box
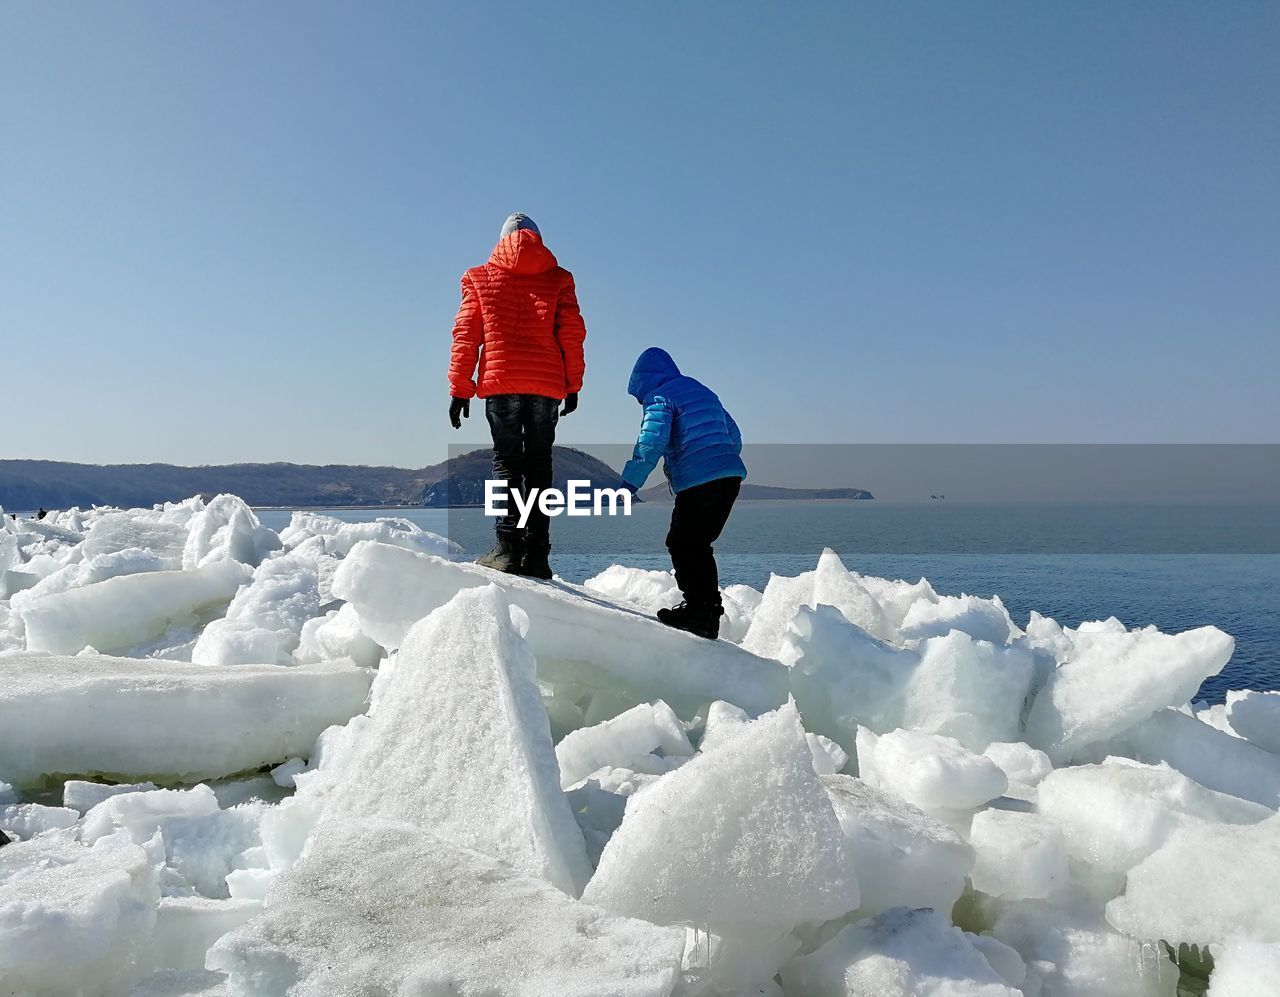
[255,501,1279,701]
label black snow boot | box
[519,545,554,581]
[656,601,723,640]
[477,536,523,574]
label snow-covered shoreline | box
[2,495,1278,995]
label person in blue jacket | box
[620,347,747,638]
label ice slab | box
[0,831,160,997]
[783,605,1036,754]
[556,700,693,789]
[20,558,252,656]
[822,774,973,917]
[1036,759,1270,883]
[81,510,188,564]
[207,818,684,997]
[308,585,592,896]
[331,541,790,716]
[780,907,1021,997]
[182,494,279,569]
[0,802,80,840]
[1226,690,1280,756]
[1205,940,1280,995]
[191,550,319,666]
[1104,708,1280,808]
[79,784,263,899]
[152,896,260,972]
[1024,624,1234,765]
[740,570,817,659]
[855,727,1008,814]
[279,510,460,559]
[584,702,858,934]
[583,564,682,613]
[982,741,1053,789]
[10,547,174,612]
[898,592,1019,645]
[0,654,373,786]
[992,904,1177,997]
[968,809,1068,900]
[1106,815,1280,946]
[293,602,383,669]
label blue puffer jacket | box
[620,348,747,494]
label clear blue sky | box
[3,2,1276,468]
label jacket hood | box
[489,229,558,275]
[628,347,680,400]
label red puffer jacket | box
[448,229,587,400]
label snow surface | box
[0,498,1275,994]
[207,819,684,996]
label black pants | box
[666,476,741,609]
[486,394,559,551]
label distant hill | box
[419,448,630,507]
[0,448,627,510]
[638,483,874,502]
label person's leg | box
[661,477,741,636]
[518,395,560,578]
[666,477,740,607]
[479,395,526,570]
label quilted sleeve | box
[725,409,742,453]
[447,274,483,399]
[621,397,673,490]
[554,272,587,394]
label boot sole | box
[477,558,522,574]
[655,615,718,640]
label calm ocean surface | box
[257,501,1280,703]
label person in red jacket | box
[448,213,587,579]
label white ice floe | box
[584,701,859,935]
[1224,689,1280,756]
[1205,939,1280,995]
[19,559,252,656]
[855,727,1009,816]
[556,699,693,790]
[278,509,461,559]
[783,604,1037,753]
[1104,707,1280,807]
[0,654,373,785]
[1036,758,1270,885]
[1106,815,1280,946]
[1024,622,1234,764]
[283,585,592,895]
[0,497,1273,993]
[190,550,319,666]
[780,907,1022,996]
[292,601,383,669]
[331,540,790,715]
[821,774,973,917]
[991,903,1178,997]
[0,831,161,997]
[207,819,685,996]
[968,809,1068,900]
[181,495,279,570]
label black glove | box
[560,392,578,417]
[449,396,470,429]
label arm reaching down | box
[447,275,483,399]
[621,397,673,491]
